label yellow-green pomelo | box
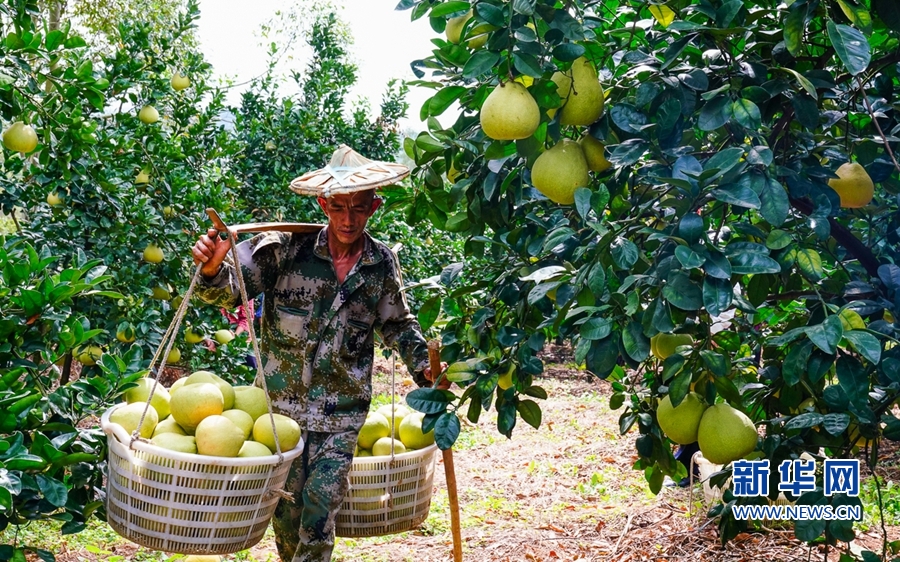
[480,81,540,141]
[47,191,63,206]
[398,412,435,450]
[151,286,171,300]
[169,382,224,431]
[183,556,221,562]
[356,449,372,457]
[531,139,590,205]
[650,333,694,360]
[214,329,235,345]
[372,437,406,457]
[358,413,391,449]
[498,363,516,390]
[184,326,206,344]
[143,243,164,263]
[116,322,136,343]
[171,72,190,91]
[445,10,493,48]
[552,57,605,126]
[195,415,245,457]
[697,404,758,464]
[238,440,274,458]
[580,134,612,172]
[152,415,186,437]
[166,347,181,364]
[169,377,187,395]
[221,409,254,440]
[151,433,197,454]
[253,413,302,453]
[185,370,234,410]
[2,121,38,153]
[76,345,103,366]
[138,105,159,124]
[375,404,411,435]
[657,392,707,445]
[110,403,158,439]
[828,162,874,209]
[233,386,269,421]
[124,377,171,419]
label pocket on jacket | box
[274,304,309,345]
[341,316,373,358]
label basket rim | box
[350,443,438,465]
[101,404,304,466]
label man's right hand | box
[192,228,232,277]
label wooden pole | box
[428,340,463,562]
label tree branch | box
[789,197,882,277]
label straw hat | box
[289,145,410,197]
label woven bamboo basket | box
[335,444,438,537]
[102,404,303,555]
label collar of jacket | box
[313,225,384,267]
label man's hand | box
[192,228,232,277]
[424,362,450,390]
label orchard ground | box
[4,349,899,562]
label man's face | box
[317,191,382,246]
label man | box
[191,147,439,562]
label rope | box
[132,263,204,446]
[226,230,284,463]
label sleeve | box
[376,250,431,387]
[194,232,286,309]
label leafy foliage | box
[396,0,900,550]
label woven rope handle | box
[131,264,205,446]
[225,229,285,461]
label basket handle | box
[208,209,285,461]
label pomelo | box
[531,139,590,205]
[185,370,234,410]
[110,403,158,439]
[221,409,254,440]
[195,415,245,457]
[253,413,302,453]
[372,437,406,457]
[697,403,758,464]
[828,162,874,209]
[358,413,391,449]
[233,386,269,421]
[398,412,435,450]
[657,392,707,445]
[238,440,274,458]
[151,415,187,437]
[169,382,224,431]
[480,81,540,141]
[124,377,171,419]
[151,433,197,454]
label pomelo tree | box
[397,0,900,552]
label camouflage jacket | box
[196,226,430,433]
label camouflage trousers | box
[272,430,358,562]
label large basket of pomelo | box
[336,402,438,537]
[101,370,304,555]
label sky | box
[195,0,440,132]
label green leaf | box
[702,249,732,279]
[430,1,471,18]
[873,0,900,32]
[836,356,867,405]
[678,214,704,244]
[759,178,790,227]
[406,388,452,414]
[704,147,745,178]
[663,273,703,310]
[843,330,881,364]
[45,30,65,51]
[36,474,67,507]
[712,183,761,209]
[581,317,613,340]
[611,238,639,270]
[417,297,441,331]
[434,412,461,450]
[700,350,728,377]
[661,354,685,383]
[729,252,781,275]
[782,68,818,99]
[517,399,542,429]
[796,248,824,281]
[668,366,692,406]
[622,322,649,362]
[699,96,730,131]
[552,43,586,61]
[675,246,705,269]
[784,341,812,385]
[827,21,871,75]
[784,2,808,56]
[807,315,844,355]
[463,51,500,79]
[766,230,792,250]
[574,187,593,221]
[513,52,543,78]
[730,99,761,129]
[822,413,851,435]
[702,277,733,317]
